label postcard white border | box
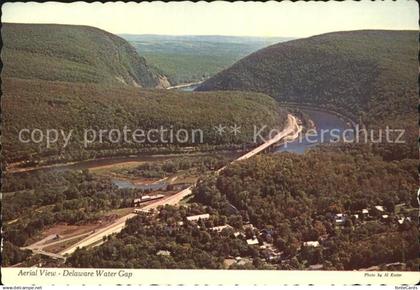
[2,268,419,285]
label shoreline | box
[279,101,358,130]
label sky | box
[2,1,418,37]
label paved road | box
[29,249,66,260]
[24,232,91,251]
[59,114,300,256]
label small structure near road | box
[246,238,259,245]
[186,213,210,222]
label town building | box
[186,213,210,222]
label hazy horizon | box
[2,1,418,38]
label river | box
[9,108,351,177]
[275,109,354,154]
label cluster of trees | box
[2,169,143,248]
[193,145,418,270]
[2,241,32,266]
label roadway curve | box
[59,114,300,257]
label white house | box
[374,205,385,212]
[156,250,171,256]
[246,238,259,245]
[335,213,347,224]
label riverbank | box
[275,107,355,154]
[279,101,358,129]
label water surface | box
[275,109,354,154]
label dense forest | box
[195,145,418,270]
[197,30,417,159]
[2,77,286,165]
[2,23,168,88]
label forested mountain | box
[2,23,169,88]
[197,30,418,158]
[2,78,286,164]
[2,23,288,167]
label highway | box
[59,114,300,256]
[59,214,136,256]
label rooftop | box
[186,213,210,221]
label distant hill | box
[197,30,417,130]
[2,23,169,88]
[120,34,293,85]
[3,78,286,164]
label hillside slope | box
[197,30,417,128]
[2,23,169,88]
[2,78,286,165]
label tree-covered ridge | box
[197,30,418,157]
[2,23,168,88]
[2,78,287,164]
